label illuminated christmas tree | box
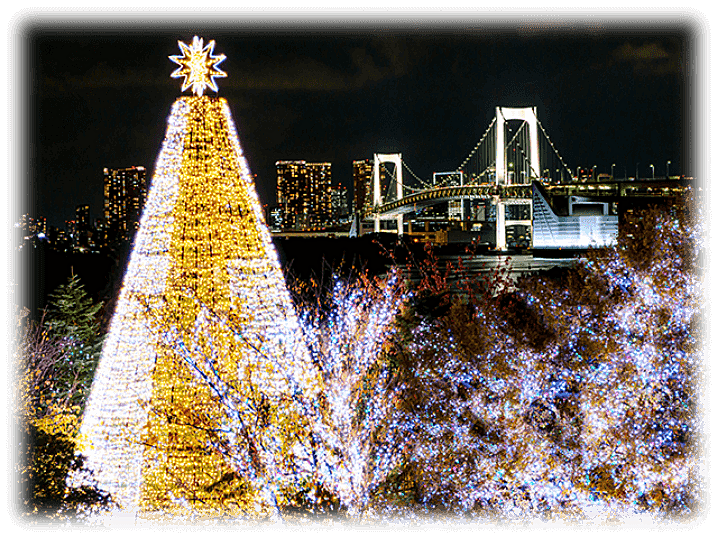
[74,37,317,516]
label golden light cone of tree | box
[73,96,317,517]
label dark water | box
[274,234,581,295]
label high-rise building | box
[75,204,91,249]
[103,166,148,243]
[306,162,333,228]
[331,185,349,224]
[276,160,332,231]
[93,217,108,248]
[352,159,387,218]
[65,219,77,239]
[75,204,90,229]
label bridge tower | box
[372,153,404,235]
[495,106,540,185]
[494,107,538,250]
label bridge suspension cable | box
[401,159,435,191]
[505,120,541,179]
[455,116,497,183]
[535,116,574,180]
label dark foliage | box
[19,422,114,520]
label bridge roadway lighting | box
[650,164,655,179]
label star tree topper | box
[170,36,227,96]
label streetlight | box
[592,165,597,181]
[635,163,639,181]
[650,164,654,179]
[667,160,671,179]
[611,163,615,179]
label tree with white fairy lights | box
[378,199,701,519]
[158,269,408,519]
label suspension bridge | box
[360,106,688,250]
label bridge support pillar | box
[496,106,540,185]
[496,199,506,251]
[495,198,533,251]
[372,153,404,236]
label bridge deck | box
[371,179,690,217]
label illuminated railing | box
[373,184,532,215]
[543,180,690,199]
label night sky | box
[20,15,695,230]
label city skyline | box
[20,15,695,229]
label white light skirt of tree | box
[70,96,317,515]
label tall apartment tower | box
[75,204,91,249]
[75,204,90,229]
[103,166,148,243]
[331,185,349,224]
[352,158,386,218]
[276,160,332,231]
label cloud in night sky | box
[611,40,683,76]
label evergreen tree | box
[44,273,103,413]
[20,419,114,520]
